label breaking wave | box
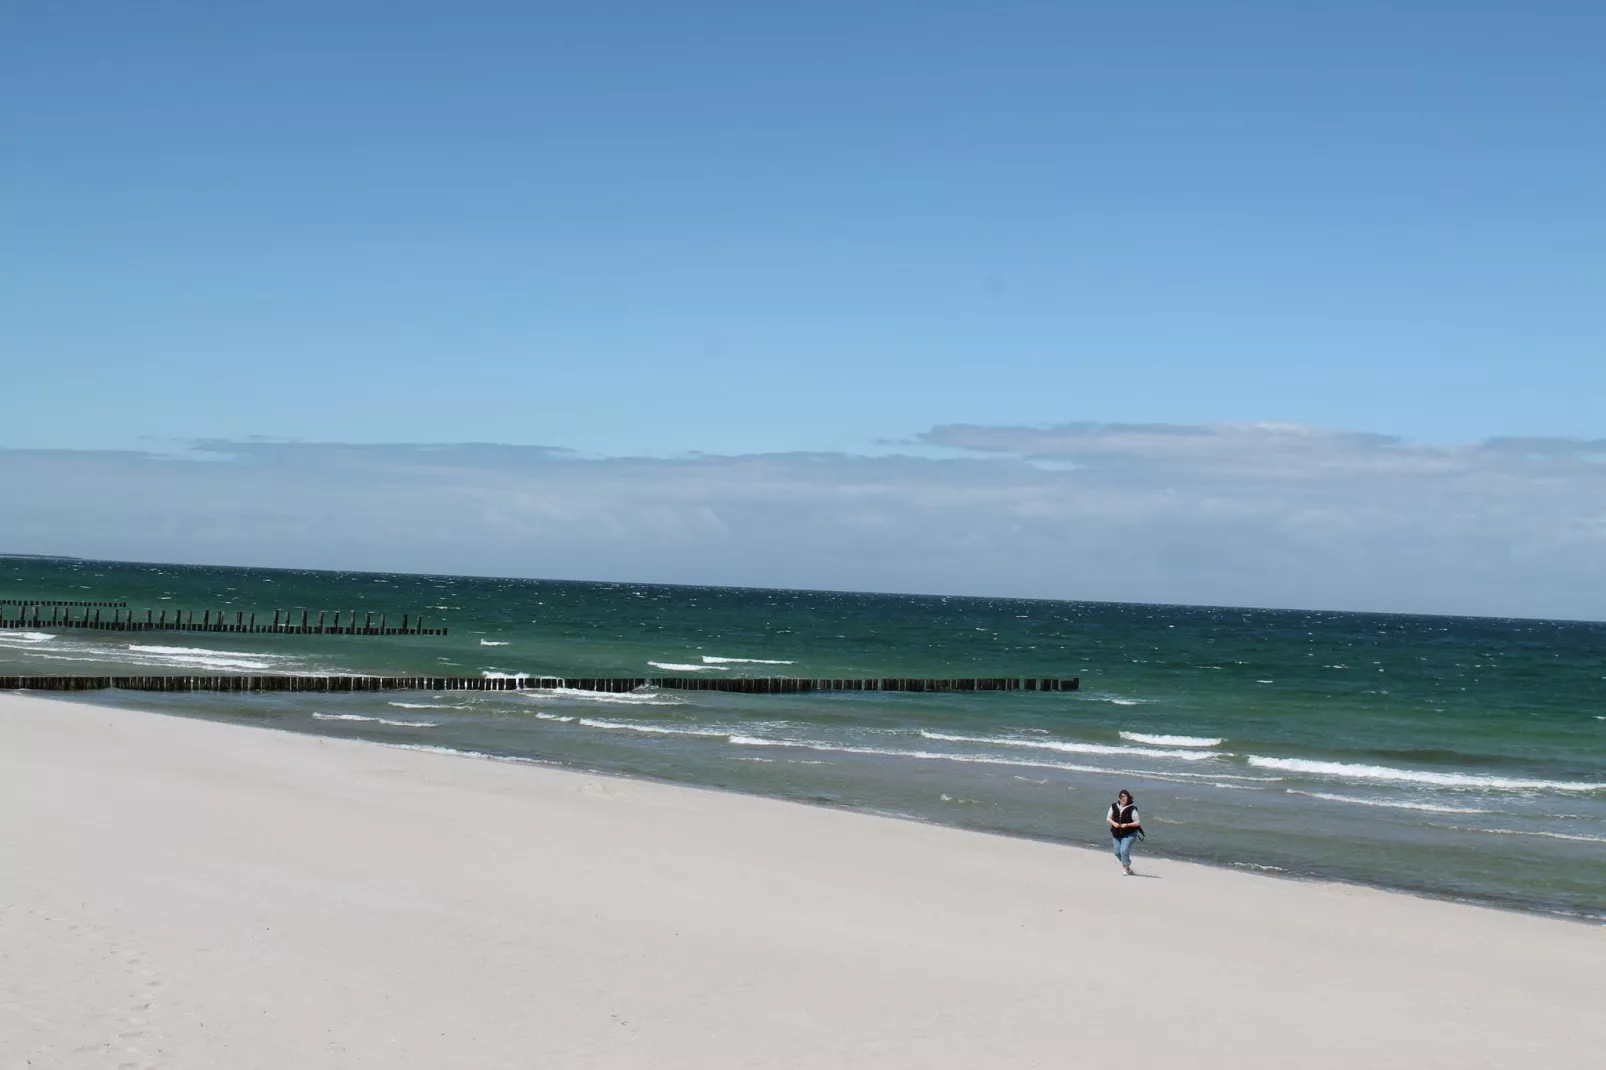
[518,687,683,706]
[1248,756,1605,793]
[919,729,1220,762]
[1284,789,1494,814]
[312,712,438,728]
[1120,732,1223,747]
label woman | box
[1106,789,1143,875]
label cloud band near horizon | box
[3,422,1603,620]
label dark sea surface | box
[3,557,1603,919]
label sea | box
[3,556,1603,921]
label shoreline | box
[3,691,1602,1068]
[51,689,1606,927]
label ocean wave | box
[701,655,794,665]
[387,702,469,711]
[518,687,683,706]
[1120,732,1224,747]
[576,717,728,738]
[118,644,278,671]
[386,743,546,766]
[128,644,280,658]
[122,643,288,671]
[0,631,55,644]
[1285,789,1494,814]
[1247,756,1605,793]
[479,640,509,647]
[649,661,726,672]
[1465,827,1606,844]
[726,735,1198,781]
[312,713,439,728]
[919,729,1220,762]
[534,712,575,722]
[481,671,529,680]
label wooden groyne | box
[0,675,1079,694]
[0,598,126,608]
[0,606,445,636]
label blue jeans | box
[1113,833,1138,868]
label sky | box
[4,2,1604,617]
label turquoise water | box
[3,556,1603,919]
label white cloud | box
[2,424,1603,620]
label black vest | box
[1110,802,1141,839]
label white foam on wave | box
[479,640,509,647]
[1248,756,1604,793]
[0,631,55,644]
[386,743,548,767]
[387,701,468,711]
[1285,789,1494,815]
[481,671,529,680]
[576,717,728,738]
[534,712,575,722]
[124,644,281,671]
[518,687,683,706]
[1120,732,1224,747]
[312,713,439,728]
[129,644,276,658]
[1465,827,1606,844]
[701,655,794,665]
[919,729,1221,762]
[649,661,726,672]
[728,735,1201,781]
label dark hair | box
[1116,789,1134,804]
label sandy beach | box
[2,693,1601,1069]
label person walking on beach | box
[1107,789,1143,875]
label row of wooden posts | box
[0,598,127,607]
[0,605,445,635]
[0,675,1080,694]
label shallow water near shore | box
[3,556,1604,919]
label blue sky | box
[4,2,1603,615]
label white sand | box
[1,694,1601,1069]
